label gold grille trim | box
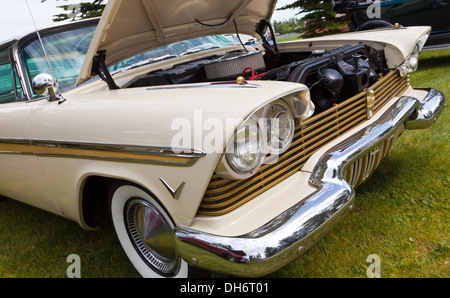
[199,70,409,216]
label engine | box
[260,44,388,112]
[128,44,388,114]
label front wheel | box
[109,184,188,278]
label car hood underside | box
[76,0,277,85]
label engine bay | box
[128,43,389,115]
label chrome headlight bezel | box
[215,89,314,180]
[264,101,295,156]
[399,29,430,76]
[224,116,265,177]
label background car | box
[333,0,450,50]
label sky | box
[272,0,303,22]
[0,0,301,42]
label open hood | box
[76,0,277,85]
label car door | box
[381,0,428,26]
[0,46,61,215]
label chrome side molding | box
[0,139,205,167]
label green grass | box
[277,33,304,42]
[0,199,139,277]
[0,50,448,278]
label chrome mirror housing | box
[32,73,59,101]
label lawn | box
[0,49,448,278]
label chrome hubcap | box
[125,198,180,276]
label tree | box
[41,0,106,22]
[277,0,350,37]
[272,18,303,35]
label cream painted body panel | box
[36,152,219,227]
[30,81,305,146]
[23,81,306,227]
[0,102,30,139]
[0,101,64,214]
[277,26,431,69]
[18,35,423,231]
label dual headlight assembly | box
[216,89,314,180]
[399,30,430,76]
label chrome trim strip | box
[173,89,445,277]
[0,139,205,167]
[29,140,205,158]
[31,153,198,166]
[146,82,260,91]
[11,42,32,101]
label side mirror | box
[32,73,60,101]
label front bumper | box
[173,87,445,277]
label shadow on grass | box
[417,51,450,71]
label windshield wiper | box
[180,44,221,56]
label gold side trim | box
[0,139,205,167]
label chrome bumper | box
[173,88,446,277]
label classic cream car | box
[0,0,445,277]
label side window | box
[0,48,18,104]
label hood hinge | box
[91,50,120,90]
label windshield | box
[21,24,237,97]
[21,25,96,98]
[108,35,236,73]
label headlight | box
[216,89,313,180]
[265,102,295,155]
[408,42,421,71]
[284,89,315,120]
[225,117,264,176]
[399,30,429,76]
[400,42,421,75]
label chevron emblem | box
[159,178,185,200]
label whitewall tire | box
[109,184,188,278]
